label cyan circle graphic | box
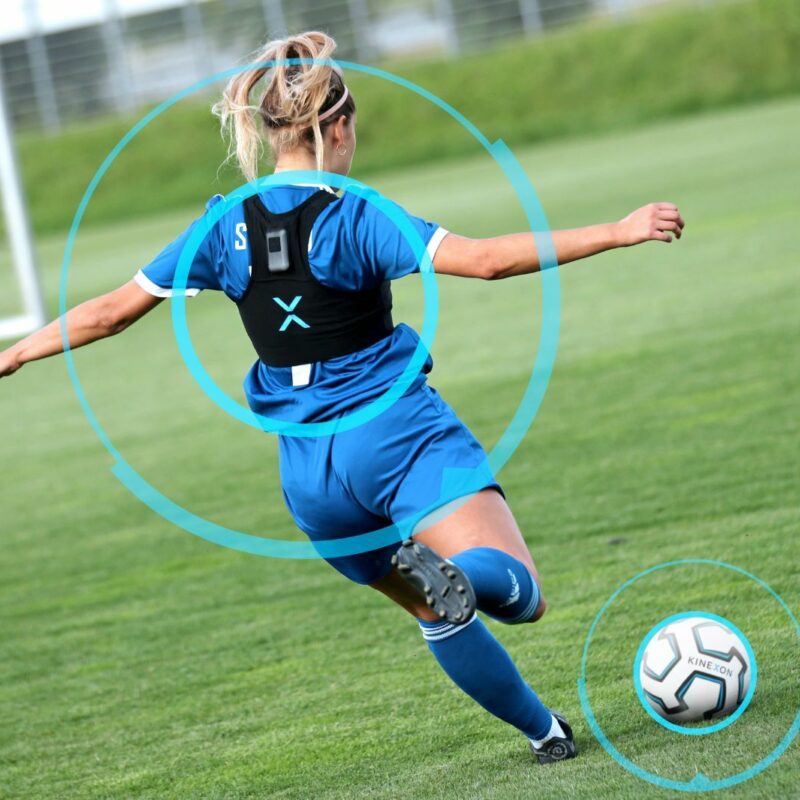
[58,58,561,559]
[579,559,800,792]
[170,168,439,437]
[632,610,757,736]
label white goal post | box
[0,62,46,341]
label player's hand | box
[0,349,22,379]
[616,203,685,246]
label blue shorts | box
[278,383,502,584]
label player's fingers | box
[669,209,686,229]
[652,229,673,243]
[659,204,685,230]
[658,211,684,233]
[657,219,683,239]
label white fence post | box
[436,0,460,55]
[606,0,632,18]
[102,0,135,113]
[23,0,60,131]
[519,0,544,35]
[181,0,210,81]
[347,0,374,62]
[262,0,288,38]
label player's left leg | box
[369,558,575,764]
[412,488,546,625]
[323,382,575,761]
[378,488,575,762]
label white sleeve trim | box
[426,227,449,265]
[134,269,201,298]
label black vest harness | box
[237,190,394,368]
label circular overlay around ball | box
[638,613,753,725]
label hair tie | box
[317,86,349,122]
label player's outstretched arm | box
[433,202,685,280]
[0,280,163,379]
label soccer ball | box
[638,615,752,724]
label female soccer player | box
[0,31,683,763]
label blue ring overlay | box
[579,559,800,792]
[632,610,757,736]
[58,58,561,559]
[171,169,438,437]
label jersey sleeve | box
[308,187,449,291]
[133,196,225,297]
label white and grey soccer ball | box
[638,616,751,724]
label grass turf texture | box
[1,96,799,798]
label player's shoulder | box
[205,193,225,212]
[202,192,250,221]
[337,183,397,213]
[328,185,408,237]
[199,193,244,243]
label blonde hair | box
[212,32,354,181]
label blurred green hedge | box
[16,0,800,234]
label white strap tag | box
[291,364,311,387]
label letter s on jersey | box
[234,222,248,250]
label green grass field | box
[1,96,799,799]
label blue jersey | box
[135,182,449,422]
[136,181,501,585]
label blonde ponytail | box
[212,32,353,180]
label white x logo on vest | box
[273,296,310,331]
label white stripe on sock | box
[418,619,453,633]
[420,614,477,641]
[421,624,455,639]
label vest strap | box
[237,190,395,368]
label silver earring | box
[336,145,348,156]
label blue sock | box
[448,547,540,624]
[418,615,553,739]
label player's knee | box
[481,570,546,625]
[510,569,546,624]
[504,592,546,624]
[527,594,547,623]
